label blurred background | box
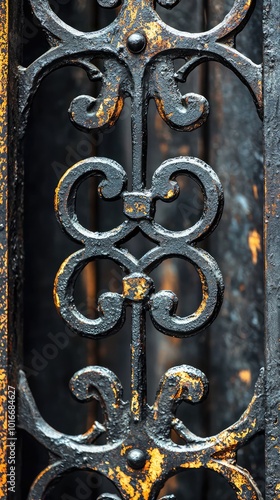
[20,0,264,498]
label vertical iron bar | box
[0,0,9,496]
[130,71,148,422]
[263,2,280,498]
[131,303,147,422]
[131,73,147,191]
[13,1,267,497]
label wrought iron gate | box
[0,0,278,498]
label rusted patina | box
[13,0,268,498]
[18,366,265,499]
[0,0,8,497]
[123,274,153,301]
[263,1,280,497]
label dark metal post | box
[0,0,273,498]
[0,1,9,495]
[263,2,280,498]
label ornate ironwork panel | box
[0,0,279,498]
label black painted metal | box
[6,0,276,497]
[263,1,280,497]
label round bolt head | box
[127,33,147,54]
[127,449,147,469]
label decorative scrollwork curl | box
[151,365,208,438]
[69,60,125,131]
[152,59,209,132]
[70,366,128,440]
[150,156,224,240]
[29,0,83,41]
[149,248,223,337]
[54,156,128,240]
[18,0,265,497]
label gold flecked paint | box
[108,448,165,500]
[109,466,137,499]
[0,370,7,498]
[207,460,259,500]
[108,416,259,500]
[16,0,265,497]
[211,422,257,452]
[131,389,141,416]
[0,0,8,496]
[193,269,209,316]
[123,276,151,301]
[96,94,124,128]
[139,448,165,500]
[53,256,71,309]
[169,371,204,400]
[120,444,132,456]
[248,229,261,265]
[124,200,149,216]
[154,97,168,124]
[181,457,203,469]
[124,204,134,213]
[134,202,147,213]
[164,189,175,200]
[115,0,172,57]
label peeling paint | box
[248,229,262,265]
[0,0,8,496]
[15,0,266,498]
[123,274,152,301]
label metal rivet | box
[127,33,147,54]
[127,449,146,469]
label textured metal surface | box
[1,0,271,497]
[19,366,265,499]
[0,0,9,496]
[205,1,264,495]
[263,1,280,497]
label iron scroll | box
[18,0,265,498]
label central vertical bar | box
[0,0,9,497]
[263,2,280,498]
[131,72,147,191]
[130,71,148,422]
[131,303,147,422]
